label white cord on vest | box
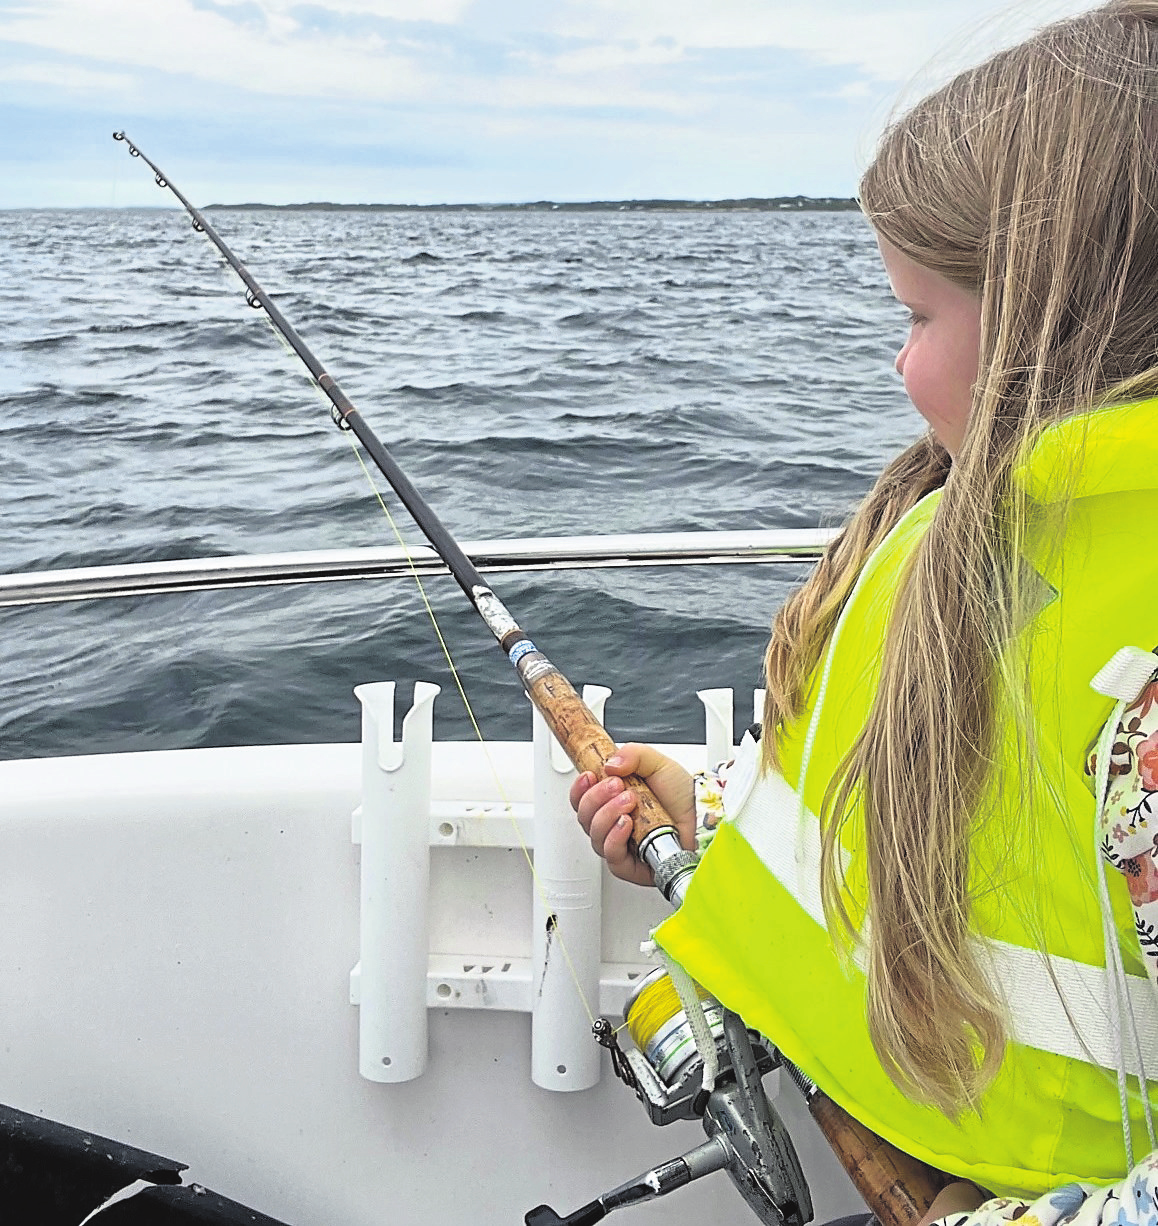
[670,952,719,1095]
[643,937,719,1094]
[1091,646,1158,1162]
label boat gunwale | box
[0,529,835,607]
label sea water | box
[0,206,917,757]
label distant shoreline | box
[204,195,860,213]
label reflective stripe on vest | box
[725,732,1158,1074]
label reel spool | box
[623,966,724,1089]
[611,965,736,1127]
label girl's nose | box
[895,339,910,377]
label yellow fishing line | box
[626,972,709,1051]
[175,184,608,1036]
[345,434,598,1027]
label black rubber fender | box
[0,1103,291,1225]
[0,1102,184,1225]
[94,1182,291,1224]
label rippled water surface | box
[0,206,917,757]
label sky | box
[1,0,1096,208]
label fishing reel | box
[525,967,813,1226]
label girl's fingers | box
[606,742,668,780]
[586,788,636,851]
[572,772,626,832]
[601,745,642,776]
[596,803,656,887]
[569,743,694,886]
[568,770,597,817]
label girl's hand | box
[569,743,696,887]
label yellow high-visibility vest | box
[657,399,1158,1199]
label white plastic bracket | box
[530,685,610,1091]
[349,682,759,1092]
[350,680,440,1084]
[697,687,734,768]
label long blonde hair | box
[764,1,1158,1115]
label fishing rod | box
[112,133,953,1226]
[111,130,697,908]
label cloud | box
[212,0,474,20]
[0,0,848,125]
[0,0,1097,120]
[0,59,133,93]
[519,38,685,78]
[552,0,927,74]
[0,0,429,102]
[0,0,1104,206]
[545,0,1097,85]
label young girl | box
[573,2,1158,1220]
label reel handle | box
[525,1137,729,1226]
[807,1091,952,1226]
[525,1201,605,1226]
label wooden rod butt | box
[808,1092,952,1226]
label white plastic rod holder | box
[530,684,610,1092]
[697,688,734,768]
[352,680,440,1083]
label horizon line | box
[202,195,861,212]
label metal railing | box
[0,529,835,608]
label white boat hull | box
[0,739,864,1225]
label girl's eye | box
[906,310,924,327]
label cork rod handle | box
[522,665,676,846]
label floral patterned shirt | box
[1085,660,1158,987]
[935,1152,1158,1226]
[693,761,729,851]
